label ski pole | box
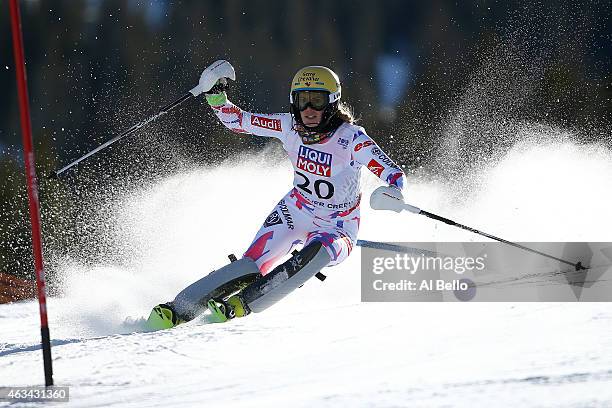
[53,60,236,178]
[370,189,587,271]
[53,93,193,177]
[415,206,586,270]
[356,239,439,257]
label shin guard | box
[173,257,260,320]
[241,241,331,313]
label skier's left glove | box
[370,185,405,213]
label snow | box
[1,138,612,407]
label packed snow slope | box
[1,137,612,407]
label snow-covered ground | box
[1,137,612,407]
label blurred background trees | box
[1,0,610,281]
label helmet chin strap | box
[295,119,340,144]
[299,128,331,144]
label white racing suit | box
[210,100,406,275]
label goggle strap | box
[328,90,341,103]
[290,90,341,104]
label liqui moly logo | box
[297,146,332,177]
[251,115,282,131]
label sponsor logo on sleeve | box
[218,105,244,127]
[367,159,385,177]
[354,140,374,152]
[370,147,400,169]
[221,106,239,114]
[337,137,349,149]
[297,145,332,177]
[251,115,282,132]
[263,211,283,228]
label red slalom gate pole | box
[9,0,54,387]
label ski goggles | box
[292,90,331,111]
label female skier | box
[147,62,406,329]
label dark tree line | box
[0,0,609,280]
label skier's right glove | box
[189,60,235,106]
[205,78,229,106]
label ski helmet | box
[289,66,342,139]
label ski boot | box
[207,294,250,323]
[147,302,185,330]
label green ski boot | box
[207,295,250,323]
[147,303,185,330]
